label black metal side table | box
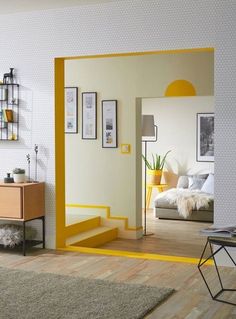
[198,236,236,306]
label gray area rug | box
[0,267,174,319]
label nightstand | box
[146,184,168,209]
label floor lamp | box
[142,115,158,236]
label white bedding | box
[155,188,214,219]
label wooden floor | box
[0,248,235,318]
[101,210,212,258]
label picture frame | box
[102,100,118,148]
[82,92,97,139]
[64,87,78,134]
[196,113,214,162]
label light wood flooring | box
[0,248,235,318]
[101,210,212,258]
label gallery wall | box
[0,0,235,249]
[65,52,213,228]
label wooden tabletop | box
[0,182,44,187]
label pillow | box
[177,176,189,188]
[201,174,214,194]
[188,176,206,190]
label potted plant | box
[13,168,26,183]
[142,151,171,185]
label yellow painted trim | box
[59,47,214,60]
[59,246,213,266]
[66,204,142,231]
[65,216,101,238]
[55,58,66,248]
[72,228,118,248]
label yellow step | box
[65,216,101,238]
[71,226,118,248]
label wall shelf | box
[0,83,19,141]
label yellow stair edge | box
[65,216,101,238]
[71,226,118,248]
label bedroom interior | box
[59,48,214,260]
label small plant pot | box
[147,169,162,185]
[13,173,25,183]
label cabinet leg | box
[42,216,45,249]
[23,221,26,256]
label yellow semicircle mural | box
[165,79,196,97]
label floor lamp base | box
[143,232,154,237]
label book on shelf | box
[200,225,236,237]
[3,109,13,122]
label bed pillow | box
[201,173,214,194]
[177,176,189,188]
[188,176,206,190]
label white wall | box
[0,0,235,249]
[142,97,214,176]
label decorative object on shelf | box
[34,144,39,182]
[4,173,14,183]
[82,92,97,139]
[197,113,214,162]
[0,224,37,248]
[0,111,7,129]
[26,154,31,182]
[102,100,118,148]
[142,150,171,185]
[0,69,19,141]
[0,87,7,101]
[3,109,13,122]
[142,114,158,236]
[65,87,78,134]
[3,68,14,84]
[13,168,25,183]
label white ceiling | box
[0,0,119,15]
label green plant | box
[142,151,171,170]
[13,168,25,174]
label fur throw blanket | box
[0,224,37,248]
[155,188,214,218]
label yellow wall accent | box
[61,47,214,60]
[165,79,196,96]
[65,216,101,238]
[72,227,118,248]
[55,58,66,248]
[59,245,213,266]
[66,204,143,232]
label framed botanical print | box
[197,113,214,162]
[102,100,118,148]
[64,87,78,134]
[82,92,97,139]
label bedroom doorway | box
[140,96,214,258]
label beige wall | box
[65,51,214,229]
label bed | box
[154,174,214,223]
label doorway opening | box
[55,48,214,263]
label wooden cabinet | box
[0,182,45,220]
[0,182,45,255]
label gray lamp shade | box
[142,115,155,137]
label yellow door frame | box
[55,47,214,263]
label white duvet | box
[155,188,214,219]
